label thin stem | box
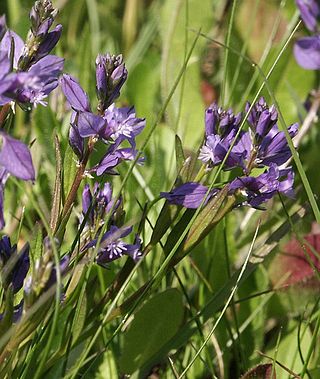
[60,137,96,220]
[0,104,11,127]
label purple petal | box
[12,243,30,293]
[0,15,6,41]
[29,55,64,78]
[82,184,93,222]
[0,30,24,68]
[0,49,10,79]
[77,112,105,138]
[160,182,210,209]
[69,121,84,159]
[36,24,62,61]
[294,35,320,70]
[60,74,91,112]
[0,133,35,181]
[94,148,140,176]
[296,0,320,32]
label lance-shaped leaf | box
[175,134,185,178]
[240,363,276,379]
[0,133,35,181]
[150,201,182,247]
[182,185,235,257]
[119,289,184,374]
[50,135,62,232]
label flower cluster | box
[0,1,63,108]
[161,98,297,209]
[81,182,142,265]
[0,0,64,228]
[294,0,320,70]
[61,53,145,175]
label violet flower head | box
[103,104,146,146]
[245,97,278,144]
[81,182,121,227]
[296,0,320,32]
[19,0,62,69]
[230,164,295,208]
[199,103,246,170]
[60,68,145,175]
[161,98,296,212]
[0,13,63,108]
[242,98,298,171]
[84,225,142,264]
[30,0,59,36]
[294,35,320,70]
[0,236,30,293]
[294,0,320,70]
[0,132,35,229]
[96,53,128,112]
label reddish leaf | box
[270,230,320,288]
[241,363,276,379]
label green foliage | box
[119,288,184,374]
[0,1,319,378]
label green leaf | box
[160,0,213,148]
[119,288,184,375]
[63,144,77,205]
[175,134,185,177]
[30,224,43,269]
[33,106,60,165]
[71,289,88,345]
[95,351,118,379]
[50,135,62,233]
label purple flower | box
[103,104,145,146]
[160,182,216,209]
[0,132,35,181]
[294,1,320,70]
[60,71,145,173]
[245,97,278,143]
[205,103,241,137]
[0,132,35,228]
[60,74,91,112]
[294,35,320,70]
[257,123,298,166]
[0,236,30,293]
[242,98,298,171]
[84,225,142,264]
[69,122,84,159]
[199,103,246,170]
[230,164,295,208]
[81,182,121,227]
[93,147,143,176]
[0,14,63,107]
[96,53,128,112]
[296,0,320,32]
